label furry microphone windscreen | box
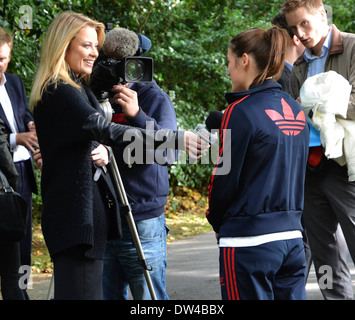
[103,28,139,60]
[206,110,223,131]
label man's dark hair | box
[271,13,294,39]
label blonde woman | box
[31,11,206,300]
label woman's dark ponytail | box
[263,26,288,83]
[229,26,289,88]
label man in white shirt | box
[0,27,38,299]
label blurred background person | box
[0,27,38,300]
[0,117,25,300]
[272,10,351,290]
[283,0,355,300]
[272,13,306,94]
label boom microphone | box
[102,27,152,60]
[103,28,139,60]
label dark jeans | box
[15,159,33,300]
[14,160,33,268]
[0,241,25,300]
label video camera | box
[90,24,154,102]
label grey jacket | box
[290,24,355,120]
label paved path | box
[166,231,220,300]
[25,231,355,300]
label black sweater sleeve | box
[82,112,185,151]
[36,81,185,158]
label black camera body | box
[90,55,154,101]
[90,26,154,101]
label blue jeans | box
[102,214,169,300]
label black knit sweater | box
[33,79,121,259]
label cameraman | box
[101,32,176,300]
[102,79,177,300]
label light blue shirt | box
[303,28,332,147]
[285,61,293,72]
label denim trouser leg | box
[103,213,169,300]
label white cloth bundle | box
[300,71,354,180]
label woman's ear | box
[240,53,250,69]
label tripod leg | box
[109,157,157,300]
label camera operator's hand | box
[111,84,140,118]
[92,144,109,167]
[184,131,210,159]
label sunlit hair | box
[30,11,105,110]
[0,27,13,49]
[281,0,324,14]
[229,26,288,88]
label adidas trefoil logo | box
[265,98,306,136]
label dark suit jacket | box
[0,73,37,194]
[278,63,292,94]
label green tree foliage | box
[1,0,354,197]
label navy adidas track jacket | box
[206,80,310,238]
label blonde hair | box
[0,27,13,49]
[30,11,105,110]
[281,0,324,14]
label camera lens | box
[125,59,145,81]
